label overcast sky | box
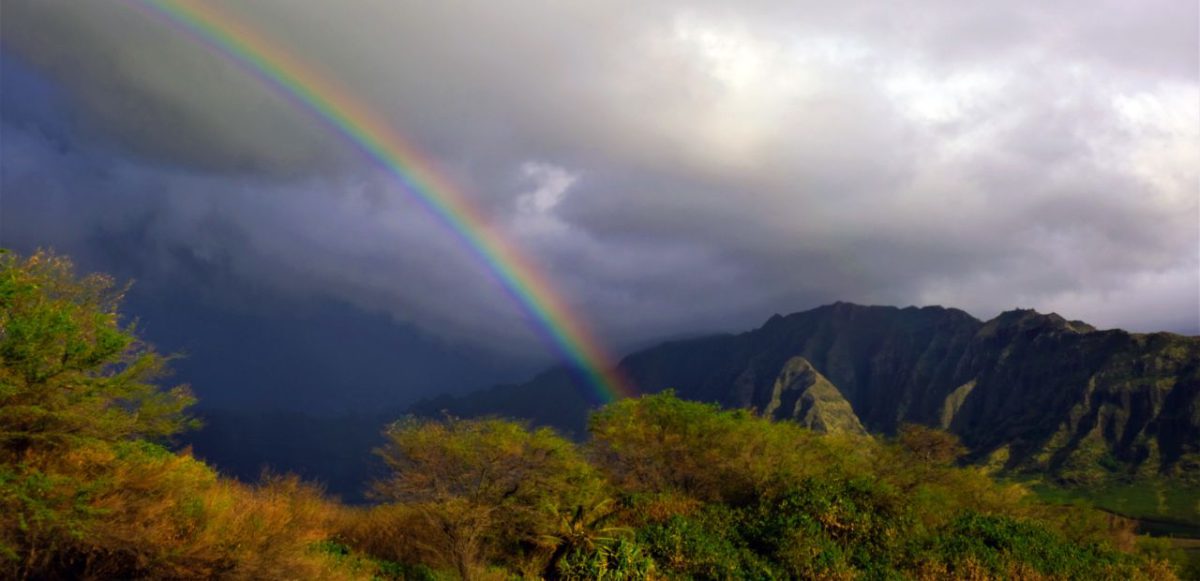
[3,0,1198,366]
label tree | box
[371,416,602,579]
[0,251,197,576]
[587,391,871,503]
[895,424,966,466]
[0,250,195,462]
[0,252,356,579]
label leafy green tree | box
[588,391,871,503]
[0,251,361,579]
[0,251,199,574]
[371,416,602,579]
[0,250,195,461]
[637,506,769,580]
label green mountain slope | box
[412,302,1200,481]
[757,356,866,434]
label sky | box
[2,1,1198,409]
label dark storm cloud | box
[2,0,1196,358]
[1,0,337,173]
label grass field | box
[1027,480,1200,577]
[1029,480,1200,533]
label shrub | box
[370,416,605,579]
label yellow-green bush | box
[1,440,362,579]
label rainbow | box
[124,0,632,403]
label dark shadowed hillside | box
[413,302,1200,481]
[184,409,394,503]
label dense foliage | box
[0,251,1187,579]
[0,252,357,579]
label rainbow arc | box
[126,0,633,403]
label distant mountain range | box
[414,302,1200,482]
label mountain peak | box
[986,308,1096,334]
[765,357,866,435]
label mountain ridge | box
[412,302,1200,482]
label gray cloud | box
[2,0,1196,361]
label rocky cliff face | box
[758,357,866,435]
[412,303,1200,479]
